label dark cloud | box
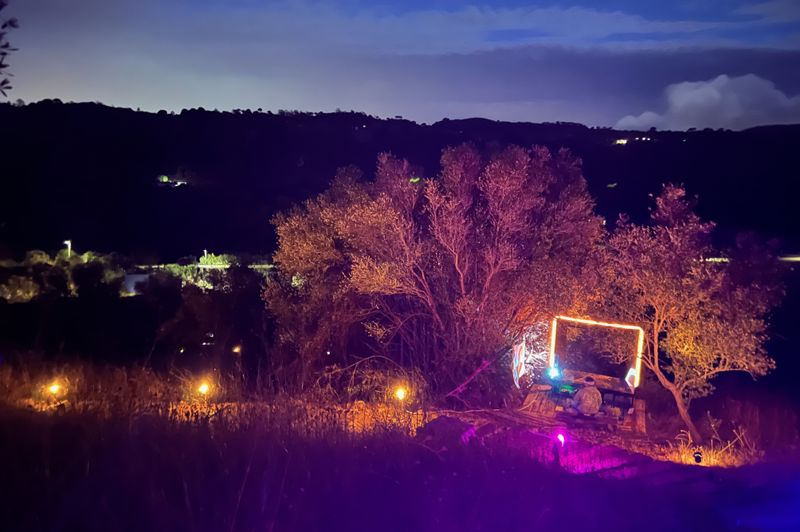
[5,0,800,126]
[320,48,800,124]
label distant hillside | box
[2,101,799,260]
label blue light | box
[548,366,560,379]
[625,367,637,388]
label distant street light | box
[63,240,72,258]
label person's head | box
[583,376,596,387]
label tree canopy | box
[266,144,605,399]
[0,1,18,97]
[601,185,782,439]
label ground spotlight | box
[393,385,408,401]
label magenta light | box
[556,433,565,447]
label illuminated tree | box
[265,167,374,387]
[267,145,604,396]
[0,1,18,97]
[603,185,780,440]
[0,275,39,303]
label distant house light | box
[614,139,628,145]
[705,255,799,263]
[157,175,188,188]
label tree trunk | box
[669,387,702,443]
[649,322,703,443]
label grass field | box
[2,405,800,531]
[1,361,798,531]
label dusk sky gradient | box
[6,0,800,129]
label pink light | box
[556,433,565,447]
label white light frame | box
[548,315,645,388]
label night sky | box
[6,0,800,129]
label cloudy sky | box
[5,0,800,129]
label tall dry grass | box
[0,358,432,438]
[662,425,763,468]
[0,404,759,532]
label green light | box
[409,176,421,184]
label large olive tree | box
[266,145,604,398]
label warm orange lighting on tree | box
[548,315,644,388]
[47,382,62,395]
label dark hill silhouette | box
[1,100,799,260]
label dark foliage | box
[0,1,18,96]
[0,264,272,389]
[1,101,799,261]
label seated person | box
[567,376,602,416]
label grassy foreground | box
[2,406,799,532]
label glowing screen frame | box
[548,315,645,388]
